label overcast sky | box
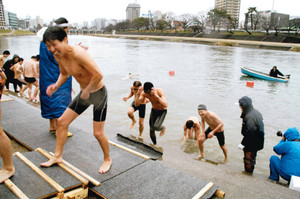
[3,0,299,24]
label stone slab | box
[92,160,217,199]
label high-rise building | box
[0,0,6,28]
[126,3,140,22]
[215,0,241,23]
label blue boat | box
[241,67,289,83]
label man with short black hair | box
[0,50,10,69]
[123,81,148,139]
[139,82,167,146]
[182,116,201,144]
[197,104,228,163]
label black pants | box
[149,109,167,145]
[5,79,18,92]
[243,150,257,173]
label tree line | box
[104,8,300,35]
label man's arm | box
[182,125,188,143]
[123,87,133,101]
[155,89,168,107]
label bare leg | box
[127,107,136,128]
[40,108,78,167]
[159,126,166,136]
[196,138,205,159]
[27,83,32,100]
[32,82,39,102]
[138,118,144,139]
[220,145,228,163]
[0,128,15,183]
[93,121,111,174]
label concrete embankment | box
[93,34,300,52]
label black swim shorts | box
[131,101,146,118]
[24,77,37,83]
[68,86,108,122]
[205,127,225,146]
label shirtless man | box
[0,51,10,69]
[139,82,167,146]
[40,26,111,173]
[197,104,228,163]
[10,58,25,96]
[0,68,15,183]
[123,81,148,139]
[23,56,39,101]
[182,116,201,144]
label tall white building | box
[126,3,140,22]
[0,0,6,28]
[215,0,241,23]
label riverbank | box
[93,33,300,52]
[4,91,300,199]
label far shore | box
[92,33,300,52]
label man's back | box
[23,59,37,77]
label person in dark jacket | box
[269,127,300,182]
[269,66,284,78]
[239,96,264,174]
[3,54,19,92]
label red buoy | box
[246,81,254,87]
[169,71,175,76]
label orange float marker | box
[246,81,254,87]
[169,71,175,76]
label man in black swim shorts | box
[197,104,228,163]
[123,81,148,139]
[40,26,111,174]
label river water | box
[1,35,300,175]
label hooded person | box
[269,127,300,182]
[239,96,264,174]
[3,54,19,92]
[37,18,73,135]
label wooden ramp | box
[0,150,92,199]
[1,97,222,198]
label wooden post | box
[215,190,226,198]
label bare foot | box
[0,168,15,183]
[40,157,62,167]
[98,159,112,174]
[129,120,136,129]
[220,158,228,164]
[159,127,166,136]
[194,154,204,160]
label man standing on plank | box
[40,26,111,173]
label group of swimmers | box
[0,50,40,102]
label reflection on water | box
[1,35,300,175]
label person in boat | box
[269,127,300,183]
[40,26,111,174]
[197,104,228,163]
[269,66,284,78]
[123,81,149,139]
[181,116,201,144]
[139,82,167,146]
[238,96,264,174]
[0,68,15,183]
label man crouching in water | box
[40,26,111,173]
[139,82,168,146]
